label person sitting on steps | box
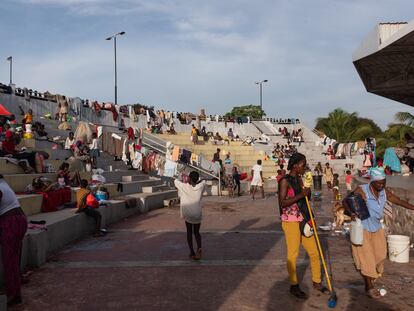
[76,179,104,237]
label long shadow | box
[23,191,391,311]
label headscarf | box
[369,167,386,181]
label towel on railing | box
[180,149,192,164]
[164,159,178,177]
[172,146,180,161]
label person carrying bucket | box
[345,167,414,299]
[278,153,329,299]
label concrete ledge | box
[102,171,149,183]
[142,185,170,193]
[0,159,25,174]
[5,172,92,193]
[17,194,43,216]
[21,190,176,268]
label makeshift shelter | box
[0,104,11,116]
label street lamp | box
[106,31,126,106]
[255,79,268,112]
[6,56,12,85]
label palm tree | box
[375,123,414,156]
[315,108,382,143]
[395,112,414,127]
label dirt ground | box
[12,187,414,311]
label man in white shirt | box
[64,132,75,150]
[251,159,264,199]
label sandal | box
[367,288,382,299]
[290,284,308,300]
[194,248,202,260]
[94,231,105,237]
[313,282,330,295]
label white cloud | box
[4,0,414,129]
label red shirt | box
[345,175,353,184]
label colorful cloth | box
[369,167,386,181]
[280,187,304,222]
[172,146,180,162]
[351,228,386,278]
[164,159,178,177]
[180,149,192,164]
[41,188,72,213]
[76,188,90,210]
[383,147,401,172]
[0,214,28,297]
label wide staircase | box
[154,132,278,178]
[255,121,361,177]
[0,120,179,284]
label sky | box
[1,0,414,129]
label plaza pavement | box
[13,188,414,311]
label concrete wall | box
[1,93,261,138]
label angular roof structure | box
[353,21,414,107]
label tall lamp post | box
[7,56,12,85]
[105,31,125,106]
[255,79,268,113]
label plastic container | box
[85,163,92,172]
[344,194,370,220]
[350,219,363,245]
[387,235,410,263]
[313,175,322,190]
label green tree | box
[225,105,265,119]
[376,123,414,157]
[395,111,414,127]
[315,108,382,143]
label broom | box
[305,196,337,308]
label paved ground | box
[13,188,414,311]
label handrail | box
[141,133,220,181]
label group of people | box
[190,125,240,146]
[271,143,298,165]
[212,149,242,197]
[0,171,109,306]
[175,152,414,301]
[64,131,100,169]
[0,110,42,173]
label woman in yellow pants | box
[278,153,328,299]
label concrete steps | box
[22,189,177,268]
[5,172,92,193]
[17,194,44,216]
[142,184,171,193]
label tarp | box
[0,104,11,116]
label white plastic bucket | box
[387,235,410,263]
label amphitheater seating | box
[155,133,278,178]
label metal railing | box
[141,132,221,194]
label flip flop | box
[367,288,382,299]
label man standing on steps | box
[251,159,264,199]
[213,148,222,168]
